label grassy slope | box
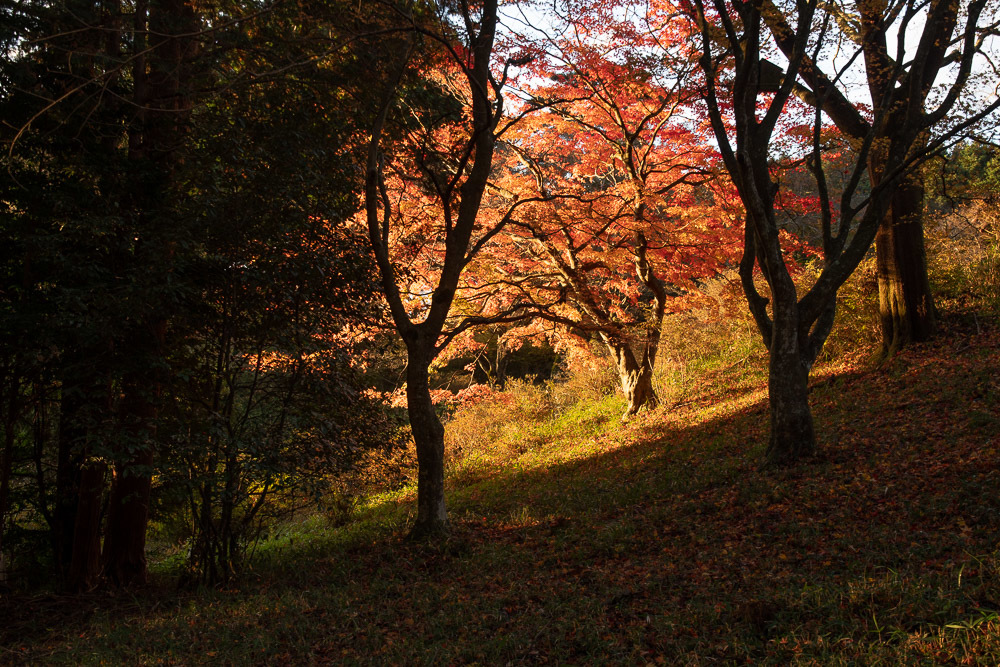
[2,315,999,665]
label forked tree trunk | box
[608,342,658,418]
[758,1,940,359]
[608,228,666,419]
[876,174,936,357]
[621,366,657,417]
[364,0,500,541]
[405,358,447,538]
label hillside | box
[2,311,999,664]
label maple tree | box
[689,0,1000,463]
[479,1,743,416]
[363,0,550,536]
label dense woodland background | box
[1,0,1000,661]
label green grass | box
[3,309,1000,664]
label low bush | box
[928,201,1000,317]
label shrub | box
[548,351,619,409]
[816,257,881,363]
[927,201,1000,316]
[444,378,553,469]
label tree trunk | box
[764,282,815,465]
[102,374,156,587]
[54,374,86,578]
[100,0,196,585]
[218,438,239,582]
[104,456,153,586]
[191,477,217,585]
[62,362,112,591]
[621,366,657,417]
[607,341,657,418]
[765,346,815,464]
[67,460,106,591]
[405,358,447,538]
[102,453,154,586]
[876,174,936,357]
[619,228,666,419]
[363,1,500,541]
[0,371,15,574]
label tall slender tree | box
[363,0,546,536]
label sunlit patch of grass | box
[445,379,625,483]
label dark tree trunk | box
[761,253,817,465]
[62,361,112,591]
[875,174,936,357]
[67,461,106,591]
[102,453,154,586]
[405,358,447,538]
[191,478,217,585]
[102,373,156,587]
[765,317,815,465]
[0,371,16,576]
[218,438,239,582]
[100,0,197,586]
[54,374,86,577]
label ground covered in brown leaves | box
[2,314,998,664]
